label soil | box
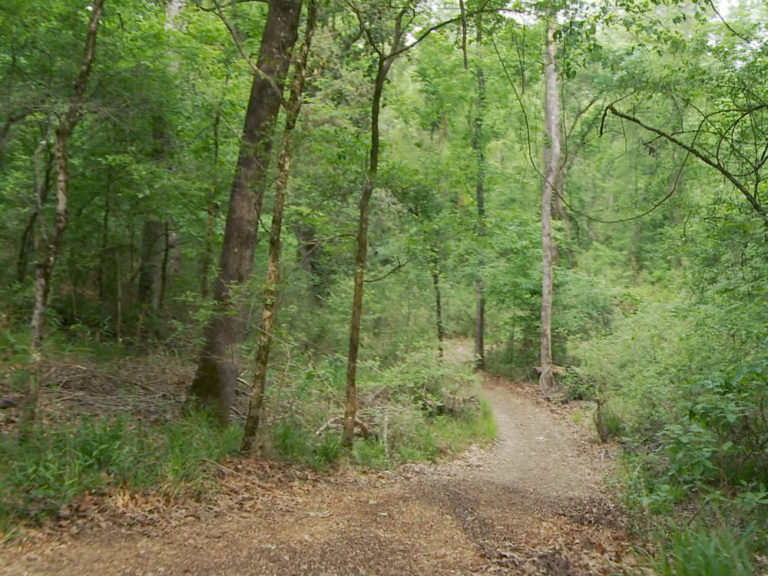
[1,353,641,575]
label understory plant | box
[262,346,495,470]
[0,411,242,534]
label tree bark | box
[295,224,325,304]
[17,137,52,285]
[26,0,105,422]
[200,91,225,299]
[430,251,445,360]
[539,23,560,396]
[137,219,165,315]
[471,23,486,371]
[342,7,406,447]
[189,0,303,424]
[241,0,317,453]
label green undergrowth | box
[0,347,496,539]
[654,524,756,576]
[0,411,242,537]
[264,348,496,471]
[571,288,768,573]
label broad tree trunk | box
[165,0,185,30]
[242,0,317,453]
[26,0,105,422]
[189,0,303,424]
[137,219,165,314]
[539,23,560,396]
[471,24,486,371]
[295,224,324,304]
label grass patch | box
[428,399,497,454]
[655,524,755,576]
[271,418,341,471]
[0,410,242,533]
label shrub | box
[656,525,755,576]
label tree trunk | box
[97,177,110,300]
[242,0,317,453]
[200,93,224,299]
[159,222,179,312]
[553,163,575,268]
[539,23,560,397]
[165,0,185,30]
[430,252,445,360]
[295,224,324,304]
[188,0,303,424]
[137,219,165,315]
[26,0,105,422]
[17,138,52,285]
[342,10,406,447]
[471,24,486,372]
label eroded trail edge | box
[2,374,637,576]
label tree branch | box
[606,104,765,220]
[364,258,410,283]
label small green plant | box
[270,419,340,471]
[594,401,625,442]
[656,525,754,576]
[351,438,390,469]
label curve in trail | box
[1,374,636,576]
[412,374,634,574]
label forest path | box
[2,354,638,575]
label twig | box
[202,458,273,489]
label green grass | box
[428,399,497,454]
[0,411,242,533]
[271,418,342,471]
[656,525,755,576]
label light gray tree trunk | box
[26,0,105,422]
[471,22,486,371]
[539,23,560,397]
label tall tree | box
[539,19,560,396]
[25,0,106,421]
[471,18,487,371]
[342,0,412,447]
[242,0,318,452]
[189,0,303,423]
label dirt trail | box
[2,371,636,575]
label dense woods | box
[1,0,768,570]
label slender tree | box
[25,0,106,421]
[539,19,560,396]
[342,0,411,447]
[471,19,487,371]
[242,0,318,452]
[188,0,303,424]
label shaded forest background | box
[1,0,768,570]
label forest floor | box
[1,348,643,575]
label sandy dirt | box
[1,372,639,575]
